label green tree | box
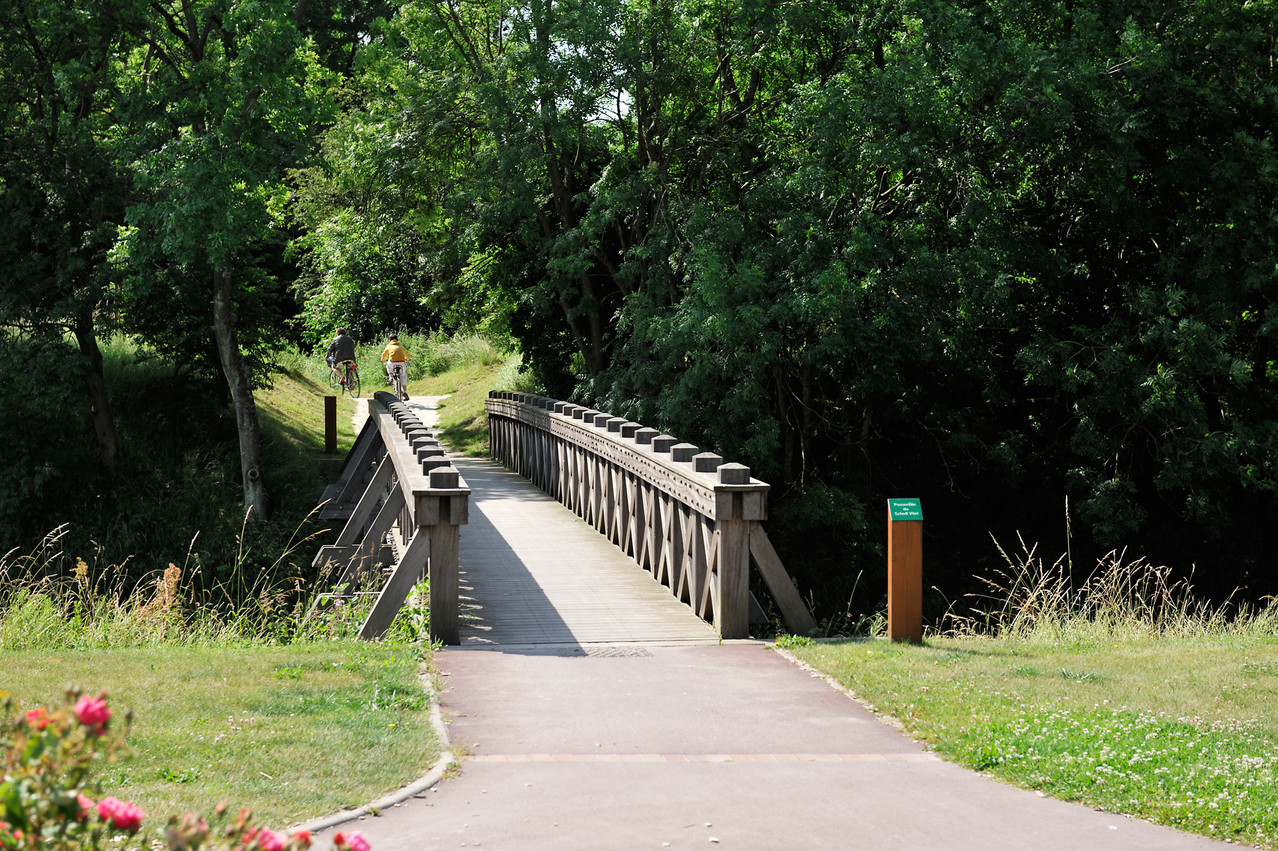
[110,0,333,518]
[0,0,131,471]
[304,0,1278,615]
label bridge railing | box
[314,391,469,644]
[485,391,815,638]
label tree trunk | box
[73,310,118,471]
[212,264,269,519]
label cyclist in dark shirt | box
[325,328,357,384]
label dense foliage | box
[3,0,1275,624]
[296,0,1278,619]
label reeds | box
[0,520,374,650]
[944,533,1278,641]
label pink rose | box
[255,827,286,851]
[97,797,145,832]
[333,831,370,851]
[74,695,111,732]
[77,794,95,820]
[290,829,312,848]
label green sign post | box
[887,498,923,643]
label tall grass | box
[0,521,387,650]
[941,535,1278,641]
[405,331,503,379]
[289,330,532,395]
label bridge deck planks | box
[451,456,719,647]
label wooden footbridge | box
[313,391,815,646]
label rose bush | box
[0,689,370,851]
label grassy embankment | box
[786,549,1278,848]
[267,331,522,458]
[0,334,522,835]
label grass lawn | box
[1,642,440,832]
[790,634,1278,848]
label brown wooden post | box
[324,395,337,454]
[429,521,460,645]
[887,498,923,643]
[715,514,751,639]
[424,466,465,646]
[711,461,753,639]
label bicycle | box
[386,361,409,401]
[328,358,361,398]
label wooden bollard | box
[324,395,337,454]
[887,498,923,643]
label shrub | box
[0,689,371,851]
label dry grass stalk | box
[943,533,1275,640]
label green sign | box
[888,498,923,521]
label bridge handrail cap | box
[717,462,751,484]
[651,435,677,453]
[693,452,724,473]
[671,443,698,462]
[429,466,460,488]
[634,427,659,446]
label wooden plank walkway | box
[450,456,719,647]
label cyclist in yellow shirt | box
[381,334,410,400]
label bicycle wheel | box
[346,366,361,398]
[393,366,407,399]
[327,363,339,391]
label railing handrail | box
[485,391,768,521]
[314,391,469,644]
[485,391,816,638]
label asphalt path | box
[311,641,1228,850]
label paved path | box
[329,643,1225,850]
[316,405,1226,849]
[453,457,719,647]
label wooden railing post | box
[420,465,467,645]
[714,514,750,639]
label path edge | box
[771,642,914,735]
[292,670,455,834]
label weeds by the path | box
[0,535,440,832]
